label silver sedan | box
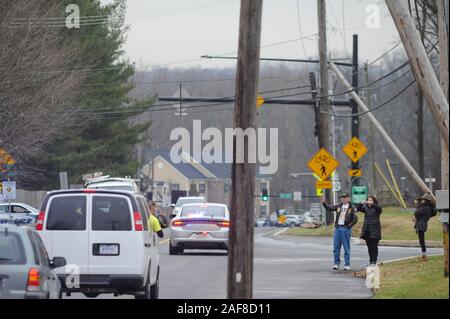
[169,203,229,255]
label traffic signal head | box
[261,188,268,201]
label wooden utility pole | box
[363,63,378,196]
[385,0,449,150]
[330,62,434,197]
[227,0,263,299]
[437,0,449,278]
[438,0,449,191]
[317,0,332,223]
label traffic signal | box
[261,188,269,201]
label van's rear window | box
[92,196,132,231]
[0,232,26,265]
[46,196,87,231]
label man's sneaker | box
[344,265,352,271]
[332,265,339,270]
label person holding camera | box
[412,192,437,262]
[148,200,165,238]
[356,196,382,266]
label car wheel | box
[150,268,159,299]
[289,222,296,228]
[169,242,178,255]
[83,293,100,298]
[135,269,151,299]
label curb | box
[377,253,444,265]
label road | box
[65,228,442,299]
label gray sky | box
[105,0,404,69]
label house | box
[140,151,271,217]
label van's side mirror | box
[157,215,169,229]
[50,257,66,269]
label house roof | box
[146,150,271,180]
[158,152,211,180]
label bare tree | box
[0,1,86,181]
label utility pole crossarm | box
[329,61,434,197]
[385,0,449,149]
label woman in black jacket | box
[356,196,382,266]
[412,192,437,262]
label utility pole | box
[417,87,425,178]
[438,0,449,191]
[385,0,449,149]
[317,0,332,224]
[330,62,434,196]
[350,34,360,187]
[309,72,320,144]
[364,62,377,196]
[227,0,263,299]
[437,0,449,278]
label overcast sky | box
[102,0,404,70]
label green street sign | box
[352,186,368,204]
[279,193,293,200]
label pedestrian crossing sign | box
[307,148,339,181]
[343,137,367,163]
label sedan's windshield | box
[180,205,225,218]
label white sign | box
[425,177,436,183]
[333,182,341,192]
[2,181,16,200]
[293,191,302,201]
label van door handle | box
[144,243,152,247]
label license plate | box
[99,244,119,255]
[192,232,208,239]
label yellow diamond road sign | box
[343,137,367,163]
[307,148,339,181]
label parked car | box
[36,189,165,299]
[85,176,141,193]
[254,218,266,227]
[169,196,206,219]
[283,215,304,227]
[170,203,229,255]
[0,203,39,226]
[0,224,66,299]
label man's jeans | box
[333,225,351,266]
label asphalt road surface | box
[65,228,442,299]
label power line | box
[8,0,238,27]
[295,0,309,58]
[321,79,416,118]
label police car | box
[0,203,39,226]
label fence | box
[6,189,48,209]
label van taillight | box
[133,211,143,231]
[27,268,40,291]
[35,211,45,231]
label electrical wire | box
[295,0,309,58]
[321,79,417,118]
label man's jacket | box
[322,202,358,228]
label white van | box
[36,189,161,299]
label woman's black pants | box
[366,239,380,264]
[418,230,427,253]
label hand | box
[320,197,325,204]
